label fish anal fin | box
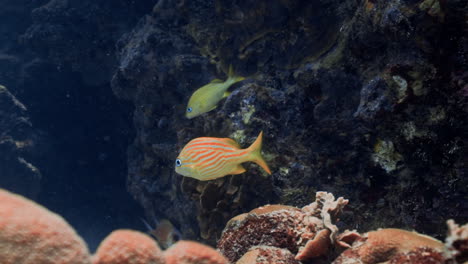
[223,91,231,98]
[208,105,217,111]
[230,165,246,175]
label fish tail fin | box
[227,65,245,84]
[247,131,272,175]
[140,217,154,232]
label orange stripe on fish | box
[192,152,221,165]
[223,151,248,158]
[175,131,271,181]
[200,151,224,163]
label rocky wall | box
[111,0,467,245]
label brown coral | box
[217,191,348,263]
[164,240,228,264]
[333,228,444,264]
[0,188,91,264]
[92,229,165,264]
[295,228,331,261]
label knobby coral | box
[164,240,228,264]
[0,188,91,264]
[92,229,165,264]
[0,188,230,264]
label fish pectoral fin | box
[230,165,246,175]
[223,91,231,98]
[208,105,217,111]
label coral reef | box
[164,240,228,264]
[92,229,165,264]
[217,191,467,264]
[1,187,466,264]
[0,188,91,264]
[217,192,347,263]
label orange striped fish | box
[175,131,271,180]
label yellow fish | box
[175,131,271,180]
[185,66,245,119]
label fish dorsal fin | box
[210,78,224,84]
[230,164,246,175]
[218,138,241,148]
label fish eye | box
[175,159,182,167]
[187,107,192,113]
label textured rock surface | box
[0,85,41,199]
[110,0,467,245]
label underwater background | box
[0,0,467,258]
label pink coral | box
[92,229,165,264]
[0,188,91,264]
[164,240,228,264]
